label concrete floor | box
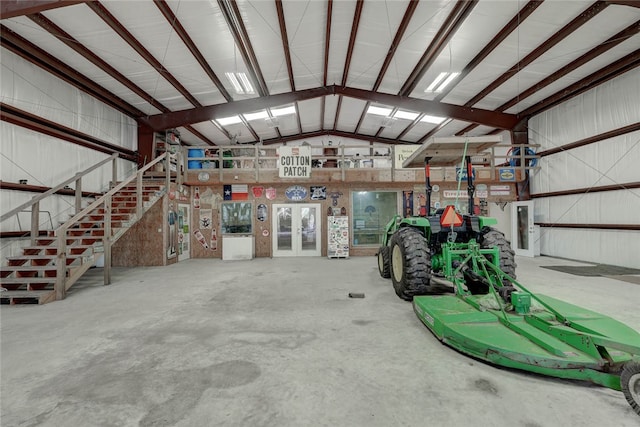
[2,255,640,427]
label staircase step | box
[0,290,56,305]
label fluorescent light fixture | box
[270,105,296,116]
[425,72,460,93]
[244,110,269,121]
[215,115,243,126]
[237,73,254,94]
[393,110,419,120]
[438,72,459,91]
[421,115,446,124]
[367,105,393,116]
[225,72,254,94]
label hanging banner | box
[394,145,421,169]
[278,146,311,178]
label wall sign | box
[310,186,327,200]
[257,204,267,222]
[499,168,516,182]
[278,146,311,178]
[285,185,308,201]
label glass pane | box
[300,207,317,251]
[277,207,292,250]
[517,205,529,250]
[351,191,398,246]
[221,202,253,234]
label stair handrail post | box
[74,176,82,214]
[103,194,112,285]
[31,200,40,245]
[136,170,144,218]
[55,225,68,300]
[112,156,118,188]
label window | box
[221,202,253,234]
[351,191,398,246]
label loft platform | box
[402,136,502,168]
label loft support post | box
[466,155,475,215]
[424,156,432,216]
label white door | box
[272,204,321,257]
[177,204,191,261]
[511,201,535,257]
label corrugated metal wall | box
[528,69,640,268]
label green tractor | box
[377,153,515,301]
[376,138,640,416]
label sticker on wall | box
[403,191,414,217]
[193,229,209,249]
[266,187,276,200]
[193,187,201,209]
[199,209,212,229]
[262,229,269,237]
[257,204,267,222]
[285,185,307,201]
[252,186,264,198]
[210,228,217,251]
[328,191,343,206]
[310,186,327,200]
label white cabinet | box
[222,236,254,261]
[327,216,349,258]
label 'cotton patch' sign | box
[278,146,311,178]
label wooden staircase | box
[0,181,165,305]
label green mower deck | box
[414,293,640,390]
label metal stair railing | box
[54,152,177,300]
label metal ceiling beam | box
[218,0,269,96]
[143,85,519,132]
[332,0,364,131]
[606,0,640,7]
[0,0,85,18]
[336,86,518,129]
[275,0,297,136]
[518,50,639,122]
[260,129,411,146]
[28,11,216,145]
[455,0,611,136]
[354,0,419,134]
[0,25,143,117]
[465,1,609,107]
[320,0,333,129]
[87,1,200,106]
[28,12,169,113]
[154,0,232,102]
[142,86,335,130]
[399,0,477,97]
[1,102,138,161]
[434,0,543,103]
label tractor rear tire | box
[479,227,517,283]
[621,361,640,415]
[390,228,431,301]
[377,246,391,278]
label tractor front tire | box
[377,246,391,278]
[390,228,431,301]
[621,361,640,415]
[480,227,517,283]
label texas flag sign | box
[223,184,249,200]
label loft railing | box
[181,143,539,183]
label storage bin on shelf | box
[187,148,205,169]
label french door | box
[272,204,321,257]
[511,200,535,257]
